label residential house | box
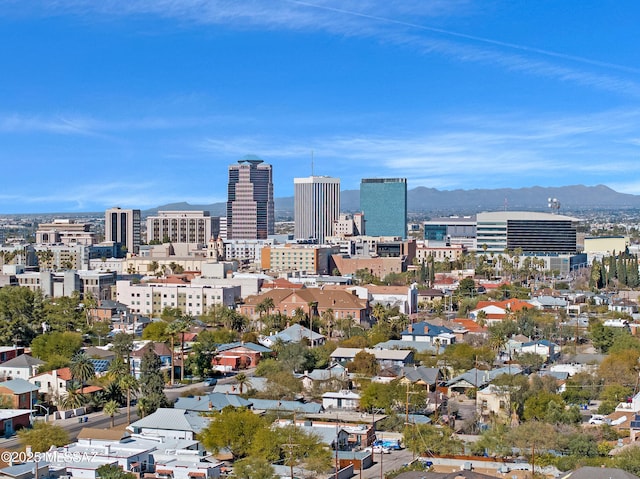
[400,321,456,348]
[128,408,209,441]
[129,342,173,379]
[529,295,568,311]
[0,355,44,381]
[401,366,443,392]
[273,418,373,450]
[29,367,73,402]
[609,298,638,315]
[249,398,323,415]
[213,342,271,370]
[330,347,414,369]
[0,379,38,409]
[446,366,523,395]
[258,323,326,348]
[0,347,25,365]
[174,393,252,412]
[322,390,361,410]
[299,364,348,391]
[349,284,418,315]
[469,299,533,324]
[0,410,33,436]
[520,339,559,363]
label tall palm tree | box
[119,374,139,425]
[165,320,182,385]
[178,315,195,382]
[70,352,95,390]
[103,400,119,428]
[321,308,335,339]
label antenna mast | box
[311,151,314,176]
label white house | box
[322,390,361,410]
[0,354,44,380]
[127,409,209,441]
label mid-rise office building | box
[146,211,220,245]
[226,157,274,240]
[35,219,96,246]
[423,215,477,249]
[294,176,340,244]
[360,178,407,238]
[333,213,365,238]
[105,207,141,254]
[476,211,579,254]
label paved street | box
[361,448,415,479]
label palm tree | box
[235,372,251,394]
[165,320,182,385]
[103,400,119,428]
[70,352,95,390]
[372,303,387,323]
[177,315,195,382]
[321,308,335,339]
[137,397,151,418]
[292,307,306,325]
[60,389,86,410]
[118,374,138,425]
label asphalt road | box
[361,448,416,479]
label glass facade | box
[360,178,407,238]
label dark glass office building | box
[360,178,407,238]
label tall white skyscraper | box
[294,176,340,244]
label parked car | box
[204,377,218,386]
[364,445,391,454]
[588,414,610,425]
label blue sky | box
[2,1,640,213]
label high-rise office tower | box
[226,157,275,240]
[360,178,407,238]
[105,207,141,254]
[294,176,340,244]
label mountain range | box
[147,184,640,219]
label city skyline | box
[2,2,640,213]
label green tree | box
[142,321,168,341]
[614,445,640,475]
[138,347,169,415]
[199,408,266,460]
[103,399,120,427]
[508,421,557,477]
[96,464,136,479]
[359,381,399,413]
[31,331,83,362]
[278,342,316,373]
[404,424,462,456]
[346,350,379,376]
[18,422,69,452]
[230,457,276,479]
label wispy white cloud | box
[8,0,638,97]
[196,107,640,192]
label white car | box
[364,445,391,454]
[588,414,610,425]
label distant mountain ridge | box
[146,184,640,218]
